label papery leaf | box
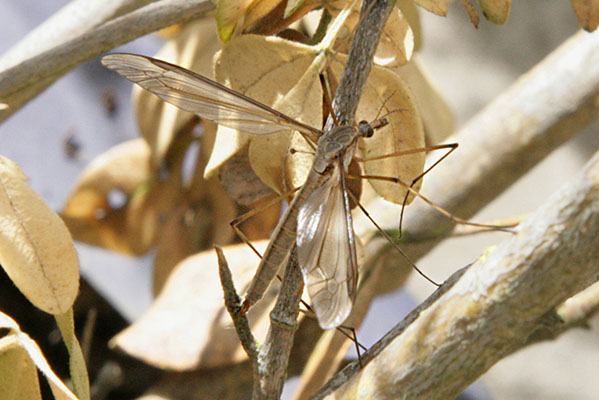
[461,0,480,28]
[329,59,426,205]
[413,0,448,16]
[111,242,278,370]
[0,157,79,315]
[0,337,42,400]
[284,0,305,17]
[397,0,423,51]
[570,0,599,31]
[375,6,415,66]
[208,35,322,194]
[395,57,455,144]
[217,0,258,42]
[61,139,155,255]
[0,312,79,400]
[330,3,415,67]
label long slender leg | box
[355,173,515,233]
[354,143,515,234]
[229,187,300,259]
[347,190,440,287]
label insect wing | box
[101,53,321,137]
[296,167,358,329]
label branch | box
[328,0,396,127]
[313,148,599,399]
[215,246,258,363]
[0,0,214,123]
[0,0,153,71]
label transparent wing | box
[296,165,358,329]
[101,53,322,137]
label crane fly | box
[102,53,411,329]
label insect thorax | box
[312,125,359,174]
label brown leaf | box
[217,0,260,42]
[111,242,278,370]
[0,312,79,400]
[329,59,426,205]
[374,6,415,66]
[480,0,511,25]
[152,176,238,296]
[242,0,321,36]
[397,0,423,51]
[61,139,156,255]
[460,0,480,28]
[570,0,599,31]
[413,0,448,16]
[394,57,455,145]
[0,157,79,314]
[208,35,322,194]
[153,201,215,296]
[242,0,285,29]
[331,3,415,67]
[0,336,43,400]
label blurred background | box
[1,1,598,399]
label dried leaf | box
[133,19,222,165]
[0,337,42,400]
[394,57,455,144]
[413,0,448,16]
[217,144,280,205]
[208,35,322,194]
[242,0,321,35]
[217,0,259,42]
[112,242,278,370]
[330,4,415,67]
[479,0,511,25]
[248,58,323,192]
[61,139,155,255]
[570,0,599,31]
[152,183,237,296]
[397,0,423,51]
[0,157,79,315]
[243,0,282,30]
[329,59,426,205]
[0,312,79,400]
[284,0,305,17]
[461,0,480,28]
[374,7,415,66]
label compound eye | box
[358,120,374,138]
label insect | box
[102,53,424,329]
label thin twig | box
[215,246,258,363]
[0,0,214,122]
